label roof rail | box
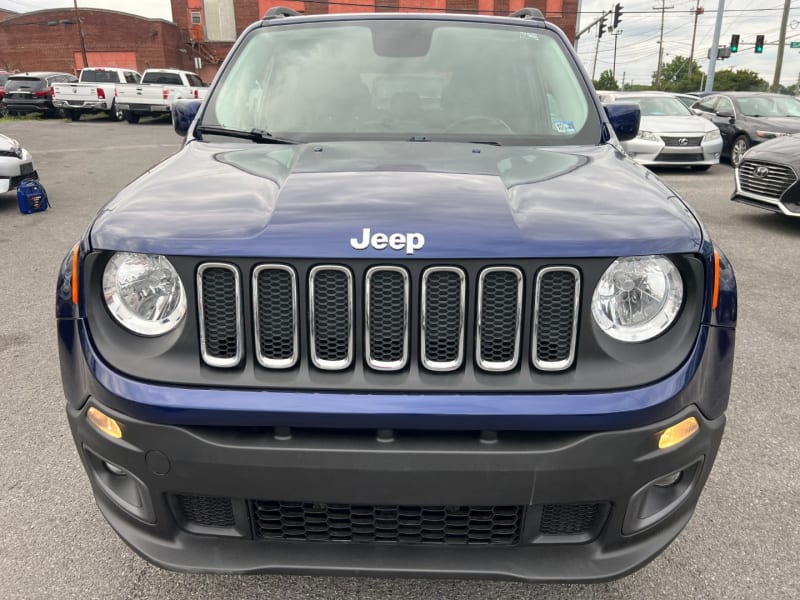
[263,6,302,20]
[509,8,545,21]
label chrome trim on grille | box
[308,265,354,370]
[197,262,243,368]
[421,266,466,372]
[252,264,299,369]
[737,159,798,200]
[476,267,523,372]
[365,266,410,371]
[532,266,580,372]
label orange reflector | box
[87,406,123,439]
[71,244,80,304]
[658,416,699,450]
[712,250,720,310]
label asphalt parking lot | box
[1,118,798,600]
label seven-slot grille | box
[196,263,580,373]
[738,160,798,199]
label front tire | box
[690,165,711,171]
[68,110,80,121]
[125,111,140,124]
[108,102,124,121]
[731,135,750,167]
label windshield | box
[737,95,800,117]
[203,20,600,145]
[620,96,692,117]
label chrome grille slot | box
[197,263,242,368]
[421,267,466,371]
[476,267,523,371]
[739,160,797,199]
[661,136,703,147]
[309,266,354,370]
[532,267,579,371]
[253,265,298,369]
[365,267,409,371]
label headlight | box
[591,256,683,342]
[103,252,187,336]
[703,129,721,141]
[635,130,661,143]
[755,130,789,139]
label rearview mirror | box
[605,103,640,142]
[172,99,202,137]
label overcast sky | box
[2,0,798,87]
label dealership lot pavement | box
[0,120,798,599]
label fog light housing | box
[104,461,127,476]
[653,471,683,488]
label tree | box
[652,55,703,92]
[712,69,768,92]
[595,70,619,91]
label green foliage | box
[712,69,768,92]
[594,70,619,91]
[652,56,703,92]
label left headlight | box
[591,255,683,342]
[703,129,721,142]
[103,252,187,336]
[635,130,661,143]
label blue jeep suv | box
[56,7,737,582]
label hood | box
[0,133,21,155]
[90,141,702,258]
[640,115,716,134]
[744,116,800,132]
[741,134,800,166]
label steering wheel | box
[445,115,514,134]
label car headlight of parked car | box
[591,255,683,342]
[102,252,187,336]
[635,130,661,143]
[755,130,790,139]
[703,129,721,142]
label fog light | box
[658,416,699,449]
[104,461,126,476]
[87,407,123,439]
[653,471,683,487]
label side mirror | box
[172,99,202,137]
[692,108,703,116]
[715,110,733,119]
[605,103,640,142]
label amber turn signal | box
[658,416,699,449]
[86,406,123,439]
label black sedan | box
[692,92,800,166]
[731,135,800,217]
[3,72,77,118]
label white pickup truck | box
[115,69,206,124]
[52,67,141,121]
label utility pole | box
[771,0,792,92]
[73,0,89,69]
[654,0,674,89]
[688,1,704,79]
[705,0,725,92]
[613,29,623,80]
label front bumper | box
[622,136,722,167]
[0,150,36,193]
[68,397,724,582]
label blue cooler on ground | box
[17,179,49,214]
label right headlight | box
[591,255,683,342]
[635,130,661,143]
[103,252,187,336]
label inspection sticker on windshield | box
[552,119,576,134]
[519,32,539,39]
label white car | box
[0,133,36,194]
[598,92,722,170]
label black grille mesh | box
[423,270,463,365]
[256,268,295,363]
[178,495,235,528]
[479,270,520,367]
[251,501,522,545]
[539,503,603,536]
[535,271,577,365]
[367,270,407,366]
[655,152,704,163]
[200,267,238,360]
[312,269,351,363]
[661,136,703,147]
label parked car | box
[731,134,800,216]
[52,67,141,121]
[672,92,701,109]
[0,71,15,117]
[0,132,37,194]
[598,92,722,169]
[115,68,206,123]
[3,72,78,118]
[691,92,800,167]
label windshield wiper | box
[196,125,296,144]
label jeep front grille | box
[196,262,580,374]
[738,160,797,200]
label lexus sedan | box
[731,135,800,217]
[0,132,37,194]
[692,92,800,167]
[598,92,722,169]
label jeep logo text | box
[350,228,425,255]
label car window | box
[81,70,120,83]
[206,20,601,145]
[737,95,800,117]
[125,72,141,84]
[6,77,45,91]
[187,74,205,87]
[715,97,734,115]
[623,97,691,116]
[142,72,183,85]
[695,96,718,113]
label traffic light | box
[730,34,739,53]
[613,4,623,29]
[598,13,607,38]
[755,35,764,53]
